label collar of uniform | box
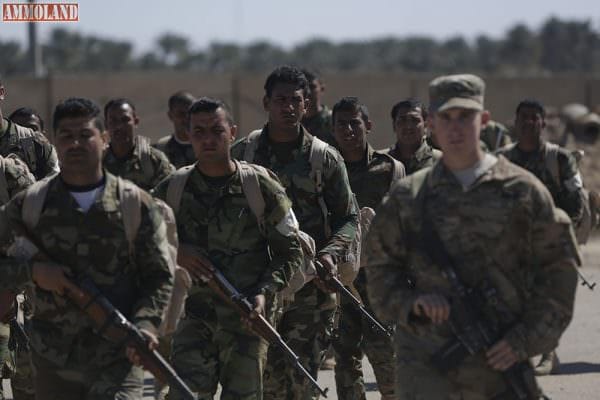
[392,137,432,163]
[52,171,118,212]
[260,123,313,159]
[514,139,546,157]
[190,163,243,195]
[430,154,500,190]
[365,144,377,165]
[105,137,144,169]
[0,118,9,137]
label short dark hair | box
[516,99,545,118]
[104,98,136,118]
[391,99,428,121]
[53,97,104,132]
[168,91,195,110]
[187,97,235,127]
[301,68,321,83]
[9,107,45,131]
[332,97,370,124]
[264,65,309,98]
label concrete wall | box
[2,72,599,150]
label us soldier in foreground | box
[0,97,174,399]
[301,69,336,147]
[0,76,59,180]
[154,97,303,399]
[0,155,35,400]
[386,99,442,175]
[331,97,401,400]
[153,91,197,168]
[365,74,578,399]
[231,65,358,400]
[104,98,175,190]
[496,99,586,376]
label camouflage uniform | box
[496,141,586,226]
[0,155,35,400]
[386,138,442,176]
[365,156,579,399]
[231,126,359,400]
[153,135,196,169]
[0,118,59,180]
[104,136,175,191]
[0,172,174,400]
[334,145,399,400]
[302,106,336,147]
[154,162,303,400]
[480,120,512,152]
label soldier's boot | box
[535,351,560,376]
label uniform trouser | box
[167,316,268,400]
[0,323,9,400]
[333,300,396,400]
[263,282,336,400]
[32,352,143,400]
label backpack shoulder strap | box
[137,136,155,176]
[389,156,406,185]
[22,178,52,232]
[0,157,9,204]
[544,142,561,187]
[243,130,263,162]
[13,124,37,174]
[117,177,142,254]
[236,160,267,234]
[165,165,195,214]
[309,137,331,238]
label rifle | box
[66,277,198,400]
[422,221,541,400]
[206,268,329,398]
[314,261,392,338]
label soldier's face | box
[394,107,425,147]
[307,79,324,110]
[515,106,545,142]
[189,108,237,163]
[105,103,138,149]
[333,109,370,157]
[54,117,106,172]
[264,84,307,129]
[168,103,190,136]
[431,108,487,156]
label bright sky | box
[1,0,597,53]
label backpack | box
[17,176,183,336]
[544,143,593,245]
[242,130,363,287]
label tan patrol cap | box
[428,74,485,112]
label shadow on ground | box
[557,362,600,375]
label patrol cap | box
[428,74,485,113]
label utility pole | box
[28,0,44,77]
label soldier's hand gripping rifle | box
[205,268,329,398]
[314,260,392,338]
[64,277,198,400]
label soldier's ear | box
[0,85,5,101]
[133,113,140,127]
[230,125,238,140]
[481,110,491,126]
[262,95,269,111]
[365,119,373,134]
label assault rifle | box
[422,222,541,400]
[206,268,329,398]
[66,277,198,400]
[314,261,392,338]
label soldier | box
[386,99,442,175]
[0,76,59,180]
[0,97,174,400]
[153,91,197,168]
[330,97,402,400]
[154,97,303,399]
[301,69,336,147]
[496,99,587,376]
[103,98,175,190]
[365,74,578,399]
[8,108,46,137]
[0,154,35,400]
[231,65,358,400]
[480,119,512,151]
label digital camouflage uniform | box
[231,126,359,400]
[154,162,303,400]
[104,136,175,191]
[365,156,579,400]
[386,137,442,176]
[496,141,586,226]
[0,118,59,180]
[0,172,174,400]
[334,145,400,400]
[480,120,512,152]
[153,135,196,169]
[302,106,336,147]
[0,155,35,400]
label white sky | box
[1,0,598,53]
